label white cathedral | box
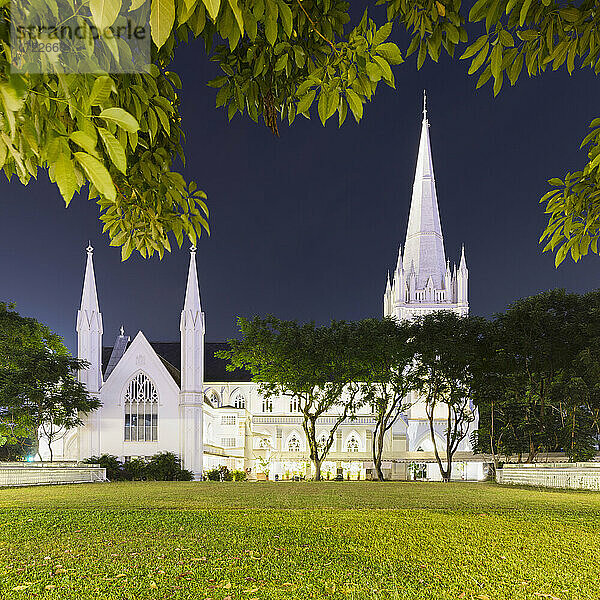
[50,101,484,482]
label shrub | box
[82,455,124,481]
[83,452,193,482]
[144,452,194,481]
[205,465,233,481]
[231,469,247,481]
[121,458,147,481]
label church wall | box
[89,341,182,462]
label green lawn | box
[0,482,598,600]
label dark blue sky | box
[1,15,599,353]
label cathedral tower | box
[179,246,205,478]
[384,94,469,320]
[76,244,103,458]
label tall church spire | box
[383,95,468,321]
[183,245,202,313]
[80,243,99,314]
[76,244,103,393]
[180,246,205,479]
[402,92,446,289]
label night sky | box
[1,6,599,354]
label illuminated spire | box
[402,95,447,289]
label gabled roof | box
[101,341,252,383]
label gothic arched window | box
[289,398,300,413]
[288,435,301,452]
[347,435,360,453]
[262,398,273,413]
[207,389,221,407]
[317,433,328,450]
[258,437,271,449]
[233,391,246,409]
[124,373,158,442]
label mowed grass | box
[0,482,598,600]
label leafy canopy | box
[0,0,403,259]
[0,302,99,457]
[3,0,597,264]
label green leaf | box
[55,152,78,206]
[265,0,278,45]
[490,44,502,79]
[89,75,114,107]
[74,152,116,201]
[468,42,489,74]
[366,62,382,82]
[373,56,393,83]
[277,0,292,37]
[129,0,146,11]
[372,22,392,46]
[519,0,533,27]
[555,242,568,267]
[98,107,140,132]
[228,0,244,36]
[98,127,127,174]
[317,91,338,125]
[207,76,228,88]
[69,131,99,157]
[150,0,175,48]
[346,89,363,122]
[154,105,170,134]
[202,0,220,20]
[375,43,403,65]
[469,0,489,22]
[274,53,288,71]
[560,7,579,22]
[89,0,121,30]
[297,89,315,114]
[0,137,6,169]
[460,35,488,60]
[499,29,514,47]
[0,82,24,112]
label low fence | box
[0,462,106,487]
[497,462,600,491]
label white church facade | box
[51,101,484,482]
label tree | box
[412,311,486,482]
[355,318,417,481]
[490,289,583,462]
[0,302,100,460]
[472,289,600,464]
[0,0,403,259]
[218,316,366,480]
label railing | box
[0,462,107,487]
[497,463,600,491]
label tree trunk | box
[428,405,449,483]
[372,423,386,481]
[313,458,321,481]
[490,401,499,475]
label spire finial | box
[86,241,93,255]
[120,325,124,336]
[423,90,427,121]
[190,244,197,253]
